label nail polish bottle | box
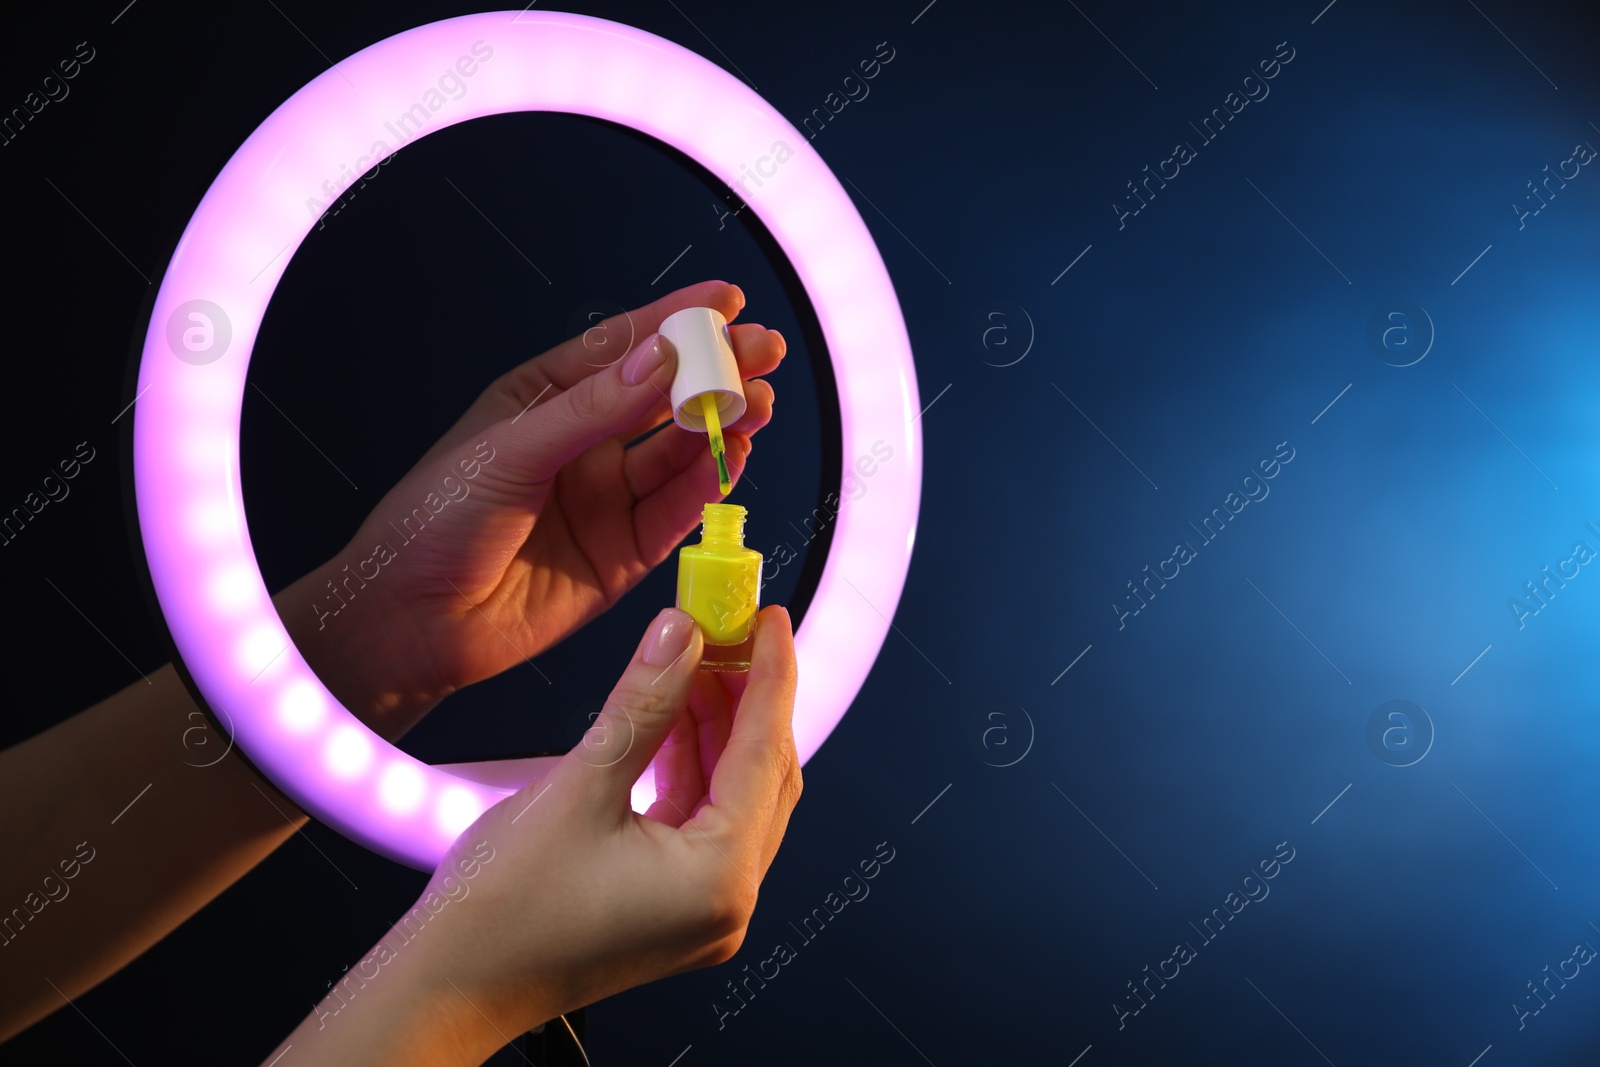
[677,503,763,672]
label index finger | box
[413,280,745,469]
[532,280,746,390]
[696,605,798,824]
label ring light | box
[133,10,921,870]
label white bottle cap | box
[660,306,746,432]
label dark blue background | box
[3,0,1599,1063]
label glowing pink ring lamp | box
[133,11,921,871]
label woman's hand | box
[277,280,785,739]
[266,604,802,1065]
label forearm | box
[0,561,420,1041]
[0,662,306,1041]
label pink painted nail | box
[623,333,672,385]
[643,608,695,666]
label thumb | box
[551,607,703,807]
[496,333,678,484]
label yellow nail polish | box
[676,503,763,672]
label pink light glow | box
[133,11,920,871]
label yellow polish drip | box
[677,503,763,672]
[700,392,732,495]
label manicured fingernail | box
[623,333,672,385]
[643,608,695,666]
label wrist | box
[385,904,566,1057]
[281,925,514,1067]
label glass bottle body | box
[677,504,763,672]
